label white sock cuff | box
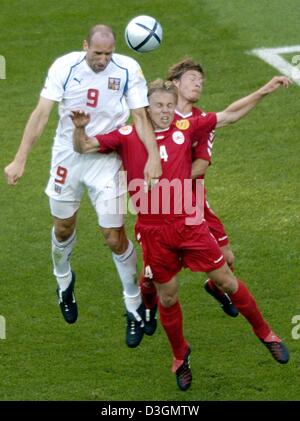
[52,227,76,248]
[112,240,135,263]
[53,269,72,279]
[123,287,141,300]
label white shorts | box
[49,194,126,228]
[45,147,127,226]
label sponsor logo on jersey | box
[118,125,133,135]
[172,131,185,145]
[108,77,121,90]
[175,119,190,130]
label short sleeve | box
[194,112,217,133]
[124,58,149,110]
[40,57,68,102]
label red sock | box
[229,279,270,339]
[140,276,158,309]
[158,301,188,360]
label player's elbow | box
[216,110,237,128]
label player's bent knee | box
[54,217,77,242]
[158,292,178,308]
[102,227,128,254]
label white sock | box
[112,240,141,311]
[124,290,142,320]
[51,227,76,291]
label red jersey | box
[175,109,229,247]
[174,107,215,179]
[96,112,217,224]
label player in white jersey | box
[4,24,162,348]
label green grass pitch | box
[0,0,299,401]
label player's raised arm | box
[70,111,100,154]
[216,76,292,128]
[4,97,55,185]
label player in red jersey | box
[139,60,238,322]
[168,58,239,316]
[71,77,291,391]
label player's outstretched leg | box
[52,227,78,324]
[204,279,239,317]
[158,299,192,391]
[229,279,289,364]
[140,275,158,336]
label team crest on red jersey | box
[108,77,121,90]
[175,119,190,130]
[172,131,185,145]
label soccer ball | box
[125,15,163,53]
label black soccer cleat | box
[204,279,239,317]
[260,332,290,364]
[56,271,78,324]
[143,304,158,336]
[175,348,192,391]
[125,303,145,348]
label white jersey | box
[43,51,148,213]
[41,51,148,148]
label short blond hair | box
[148,79,178,101]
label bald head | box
[84,24,116,73]
[86,24,116,47]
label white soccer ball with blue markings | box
[125,15,163,53]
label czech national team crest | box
[108,77,121,90]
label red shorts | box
[204,199,229,247]
[135,218,225,283]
